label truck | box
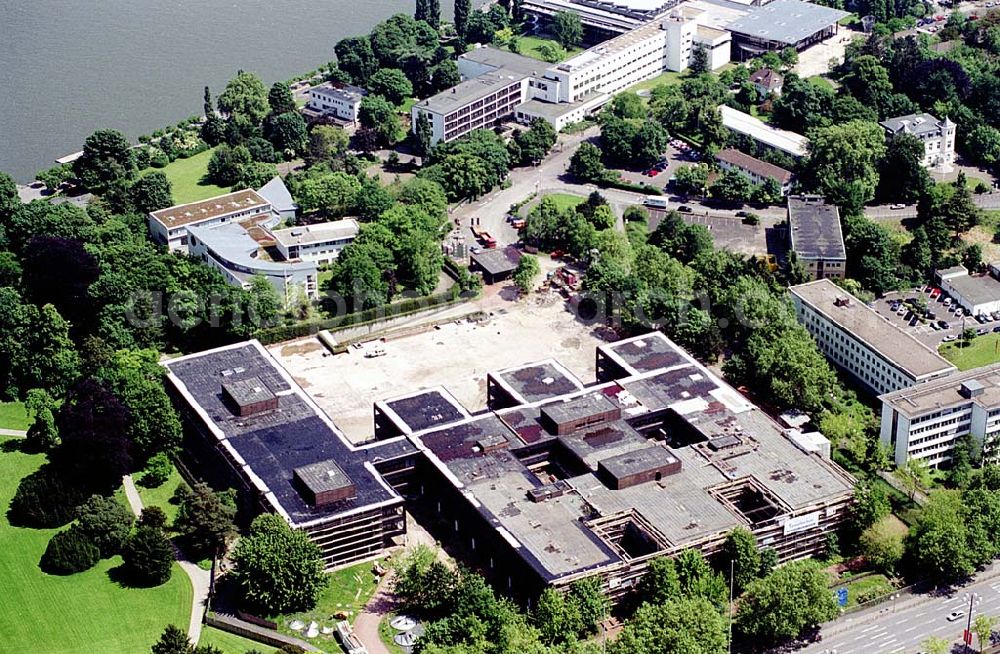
[480,232,497,248]
[643,196,669,209]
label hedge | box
[255,288,474,345]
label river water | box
[0,0,455,182]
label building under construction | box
[166,332,854,601]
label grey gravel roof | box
[725,0,848,44]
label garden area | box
[0,401,29,431]
[270,560,381,640]
[940,332,1000,370]
[513,34,582,63]
[150,147,229,204]
[136,460,190,524]
[0,438,192,654]
[197,625,269,654]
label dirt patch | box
[279,341,323,357]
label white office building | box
[148,190,275,253]
[269,219,361,267]
[880,113,956,172]
[880,365,1000,467]
[306,82,368,123]
[790,279,957,397]
[936,265,1000,317]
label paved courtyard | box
[270,297,614,442]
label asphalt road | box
[866,194,1000,222]
[794,565,1000,654]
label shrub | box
[76,494,135,557]
[8,468,87,528]
[139,506,169,530]
[122,526,174,586]
[40,526,100,575]
[140,452,173,488]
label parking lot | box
[873,286,1000,350]
[617,140,701,188]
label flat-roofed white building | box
[306,82,368,123]
[719,105,808,159]
[880,364,1000,467]
[269,219,360,267]
[790,279,957,397]
[148,190,274,253]
[937,265,1000,316]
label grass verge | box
[0,401,29,431]
[627,70,683,94]
[136,461,190,525]
[514,35,582,63]
[541,192,586,212]
[149,148,229,204]
[831,573,895,608]
[198,625,270,654]
[0,438,192,654]
[271,560,381,638]
[940,332,1000,370]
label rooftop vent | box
[222,377,277,417]
[834,296,851,308]
[960,380,985,399]
[293,459,356,508]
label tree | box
[569,577,608,636]
[207,145,252,186]
[841,56,892,116]
[974,613,996,652]
[736,561,838,644]
[414,111,434,157]
[513,254,540,294]
[359,95,404,147]
[878,133,930,203]
[152,624,193,654]
[608,92,647,120]
[264,112,309,156]
[611,597,727,654]
[723,527,761,595]
[634,121,670,169]
[237,162,279,190]
[964,243,984,272]
[217,70,269,124]
[674,164,709,196]
[173,482,237,559]
[844,216,901,295]
[859,518,904,574]
[55,378,132,493]
[689,43,710,74]
[369,68,414,106]
[944,172,982,233]
[780,46,798,68]
[203,86,214,118]
[231,514,326,614]
[534,588,583,644]
[307,125,350,165]
[123,525,174,586]
[966,124,1000,167]
[73,129,137,194]
[905,490,975,584]
[267,81,296,115]
[710,169,755,203]
[598,115,639,166]
[852,479,890,532]
[754,177,784,205]
[23,388,59,452]
[638,556,682,604]
[568,143,606,182]
[807,121,886,214]
[76,494,135,558]
[130,172,174,214]
[921,636,949,654]
[454,0,472,36]
[511,118,557,166]
[40,526,100,575]
[894,456,930,500]
[552,11,583,49]
[335,36,377,85]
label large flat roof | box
[491,360,585,405]
[460,45,549,77]
[725,0,848,44]
[271,219,360,248]
[790,279,956,380]
[718,105,808,158]
[164,341,410,526]
[788,195,846,261]
[940,271,1000,308]
[416,71,527,116]
[880,363,1000,418]
[150,189,269,230]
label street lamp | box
[963,592,982,653]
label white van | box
[643,196,669,209]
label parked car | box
[993,325,1000,333]
[944,297,953,306]
[678,205,693,213]
[890,203,906,210]
[943,335,959,343]
[931,322,941,330]
[976,314,988,323]
[978,327,990,335]
[938,320,950,329]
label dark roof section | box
[749,68,783,91]
[492,361,584,404]
[383,389,468,434]
[787,195,846,261]
[460,45,548,77]
[165,342,412,525]
[471,247,521,277]
[715,148,793,184]
[602,333,689,374]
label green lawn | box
[271,560,380,638]
[807,75,835,91]
[513,35,582,63]
[940,332,1000,370]
[398,97,418,116]
[628,70,683,94]
[198,625,268,654]
[0,401,29,431]
[541,192,586,212]
[0,438,193,654]
[150,148,229,204]
[137,461,190,525]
